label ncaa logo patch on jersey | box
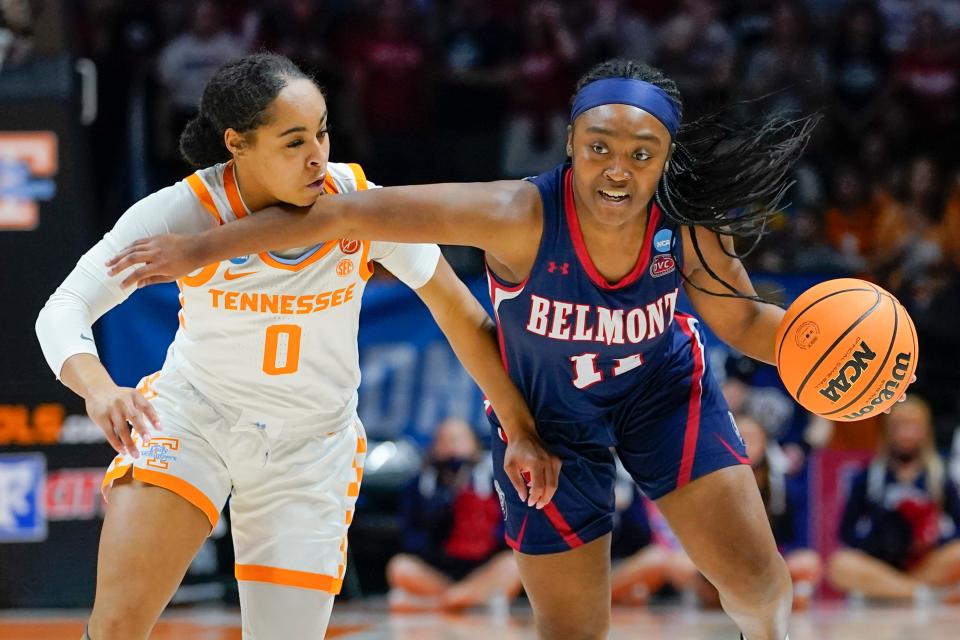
[653,229,673,253]
[650,254,675,278]
[229,255,251,265]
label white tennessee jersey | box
[37,161,440,430]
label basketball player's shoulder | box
[326,162,371,193]
[182,162,244,225]
[129,175,209,223]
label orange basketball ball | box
[775,278,918,422]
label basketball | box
[775,278,919,422]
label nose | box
[603,158,631,183]
[307,138,327,167]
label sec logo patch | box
[336,259,354,277]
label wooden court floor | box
[1,601,957,639]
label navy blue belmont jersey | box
[487,164,691,422]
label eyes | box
[589,142,652,162]
[286,127,330,149]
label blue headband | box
[570,78,680,138]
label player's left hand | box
[106,233,205,288]
[501,426,562,510]
[884,375,918,414]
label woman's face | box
[908,157,936,201]
[568,103,672,230]
[737,416,767,466]
[234,79,331,208]
[431,419,478,462]
[887,404,929,459]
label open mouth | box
[307,176,325,189]
[598,189,630,203]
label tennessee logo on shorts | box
[143,437,180,470]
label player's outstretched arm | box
[414,257,561,509]
[680,226,784,365]
[107,180,543,287]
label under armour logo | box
[547,261,569,275]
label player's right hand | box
[105,233,203,288]
[502,429,561,510]
[85,386,161,458]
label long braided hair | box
[574,60,820,302]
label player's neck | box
[575,199,650,282]
[232,161,274,213]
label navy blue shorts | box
[490,321,749,555]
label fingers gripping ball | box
[775,278,918,421]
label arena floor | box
[1,601,957,639]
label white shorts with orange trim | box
[101,367,366,597]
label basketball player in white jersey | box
[35,53,559,640]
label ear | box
[665,141,676,173]
[565,125,573,157]
[224,128,246,156]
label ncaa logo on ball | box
[653,229,672,253]
[340,239,360,255]
[650,254,675,278]
[817,340,876,403]
[794,321,820,350]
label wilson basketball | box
[775,278,918,422]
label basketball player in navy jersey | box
[109,60,818,640]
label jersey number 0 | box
[263,324,302,375]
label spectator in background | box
[873,155,944,290]
[501,0,577,178]
[614,412,823,611]
[740,0,828,117]
[348,0,431,185]
[608,465,660,606]
[253,0,337,81]
[0,0,40,71]
[386,418,521,612]
[899,212,960,450]
[655,0,735,118]
[778,207,857,274]
[434,0,509,182]
[829,2,892,148]
[857,129,896,198]
[822,165,876,272]
[736,415,822,610]
[155,0,246,178]
[581,0,654,65]
[721,354,807,457]
[874,0,960,54]
[727,0,774,58]
[940,169,960,267]
[827,397,960,603]
[609,480,706,607]
[894,9,960,154]
[433,0,512,274]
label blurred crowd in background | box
[5,0,960,605]
[46,0,960,448]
